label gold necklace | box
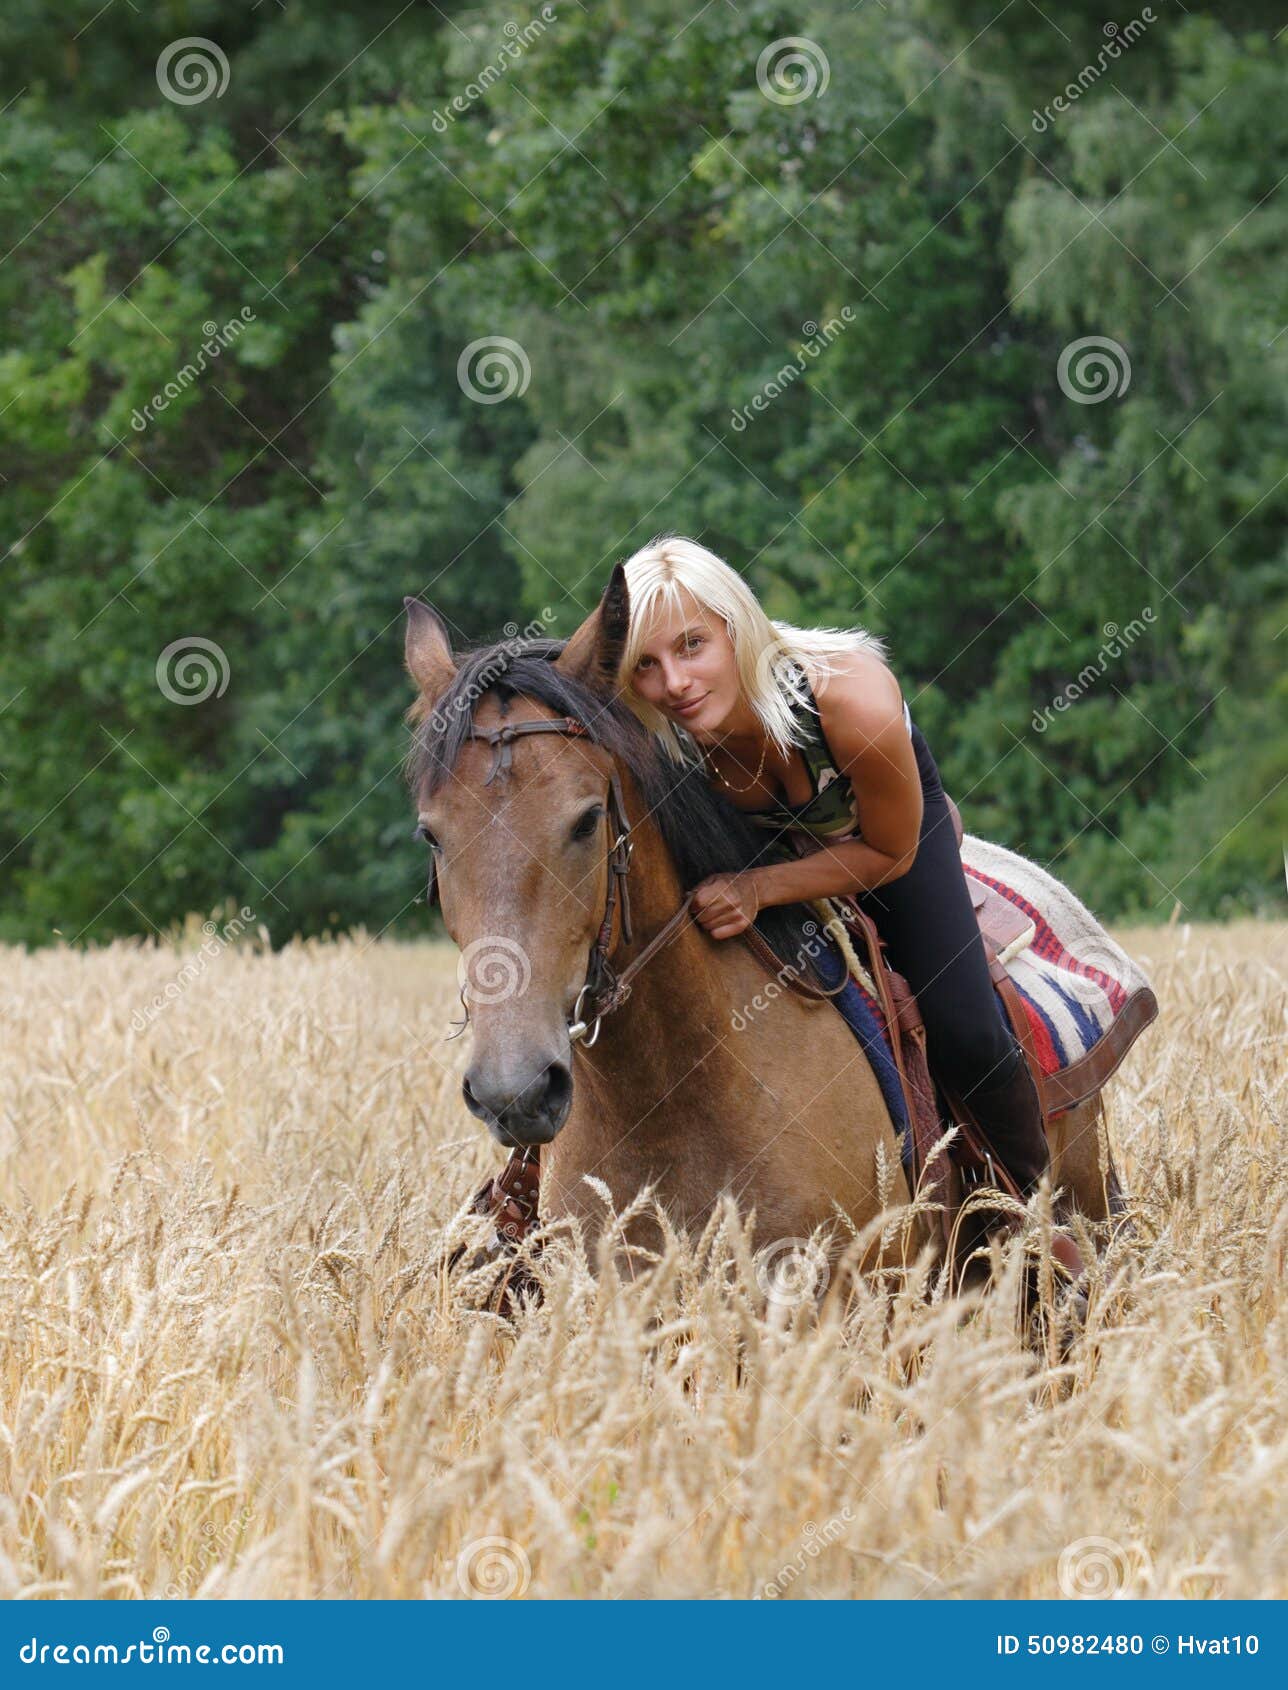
[708,736,769,795]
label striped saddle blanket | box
[959,832,1158,1111]
[819,832,1158,1163]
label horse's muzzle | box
[462,1057,572,1147]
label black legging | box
[854,722,1022,1101]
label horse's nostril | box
[542,1061,571,1118]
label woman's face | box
[627,587,744,742]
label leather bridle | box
[444,710,848,1052]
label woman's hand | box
[690,872,761,940]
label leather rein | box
[456,713,848,1050]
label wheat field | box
[0,916,1283,1600]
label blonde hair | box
[617,534,890,763]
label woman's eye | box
[572,806,603,841]
[683,634,704,652]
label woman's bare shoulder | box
[813,648,905,728]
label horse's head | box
[403,568,639,1148]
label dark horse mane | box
[407,637,829,980]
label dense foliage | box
[1,0,1283,944]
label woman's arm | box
[691,664,923,939]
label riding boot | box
[958,1053,1088,1293]
[960,1051,1050,1197]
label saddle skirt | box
[958,831,1159,1115]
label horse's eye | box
[571,805,603,842]
[414,822,439,849]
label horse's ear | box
[404,597,456,699]
[555,561,630,695]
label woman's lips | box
[673,694,708,717]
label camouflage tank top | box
[737,675,914,844]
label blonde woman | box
[618,534,1052,1201]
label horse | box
[402,569,1123,1300]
